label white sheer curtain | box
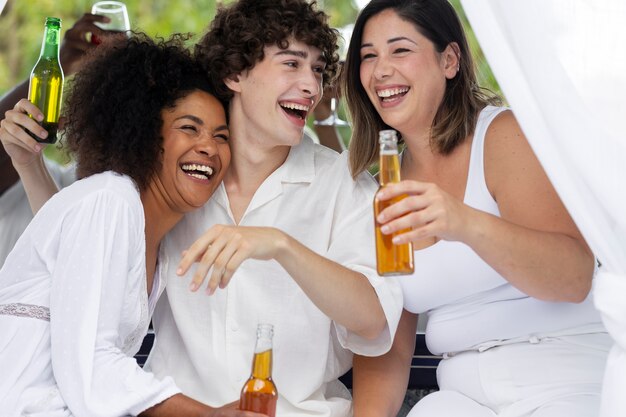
[460,1,626,415]
[0,1,6,15]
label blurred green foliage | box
[1,0,500,164]
[0,0,219,94]
[0,0,498,95]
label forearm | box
[353,310,417,417]
[314,124,345,153]
[463,207,594,302]
[15,155,60,213]
[0,80,29,116]
[0,80,30,195]
[274,232,386,340]
[140,394,212,417]
[0,148,19,196]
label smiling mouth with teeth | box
[378,87,410,102]
[280,102,309,120]
[181,163,214,180]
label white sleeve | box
[49,191,180,417]
[327,165,404,356]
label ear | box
[442,42,461,79]
[224,75,242,93]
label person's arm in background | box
[0,13,108,202]
[311,82,346,153]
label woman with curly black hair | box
[0,34,257,417]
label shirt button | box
[230,322,239,332]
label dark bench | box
[135,331,440,390]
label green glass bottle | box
[28,17,64,144]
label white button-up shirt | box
[147,137,403,416]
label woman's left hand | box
[376,180,474,245]
[176,225,287,295]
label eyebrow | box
[275,49,327,64]
[361,36,418,49]
[174,115,204,125]
[174,116,229,133]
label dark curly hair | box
[194,0,339,101]
[63,33,222,190]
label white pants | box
[407,333,611,417]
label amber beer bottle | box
[239,323,278,416]
[28,17,64,144]
[374,129,415,276]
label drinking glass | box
[91,1,131,42]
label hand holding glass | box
[90,1,130,43]
[314,25,352,127]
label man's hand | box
[59,13,110,75]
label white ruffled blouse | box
[0,171,179,417]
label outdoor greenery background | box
[0,0,500,160]
[0,0,499,96]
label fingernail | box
[189,282,198,291]
[392,236,401,244]
[381,225,390,234]
[34,144,43,153]
[176,267,183,275]
[205,286,215,296]
[36,114,43,121]
[378,213,385,223]
[40,130,48,138]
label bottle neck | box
[251,348,273,379]
[40,26,61,59]
[379,148,401,186]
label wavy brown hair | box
[194,0,340,101]
[63,33,221,190]
[344,0,501,178]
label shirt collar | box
[211,134,317,221]
[278,133,316,184]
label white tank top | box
[399,106,604,355]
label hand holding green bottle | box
[28,17,64,145]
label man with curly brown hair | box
[1,1,403,416]
[143,1,402,416]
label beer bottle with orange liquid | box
[374,129,415,276]
[239,323,278,416]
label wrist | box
[13,152,45,173]
[273,230,295,265]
